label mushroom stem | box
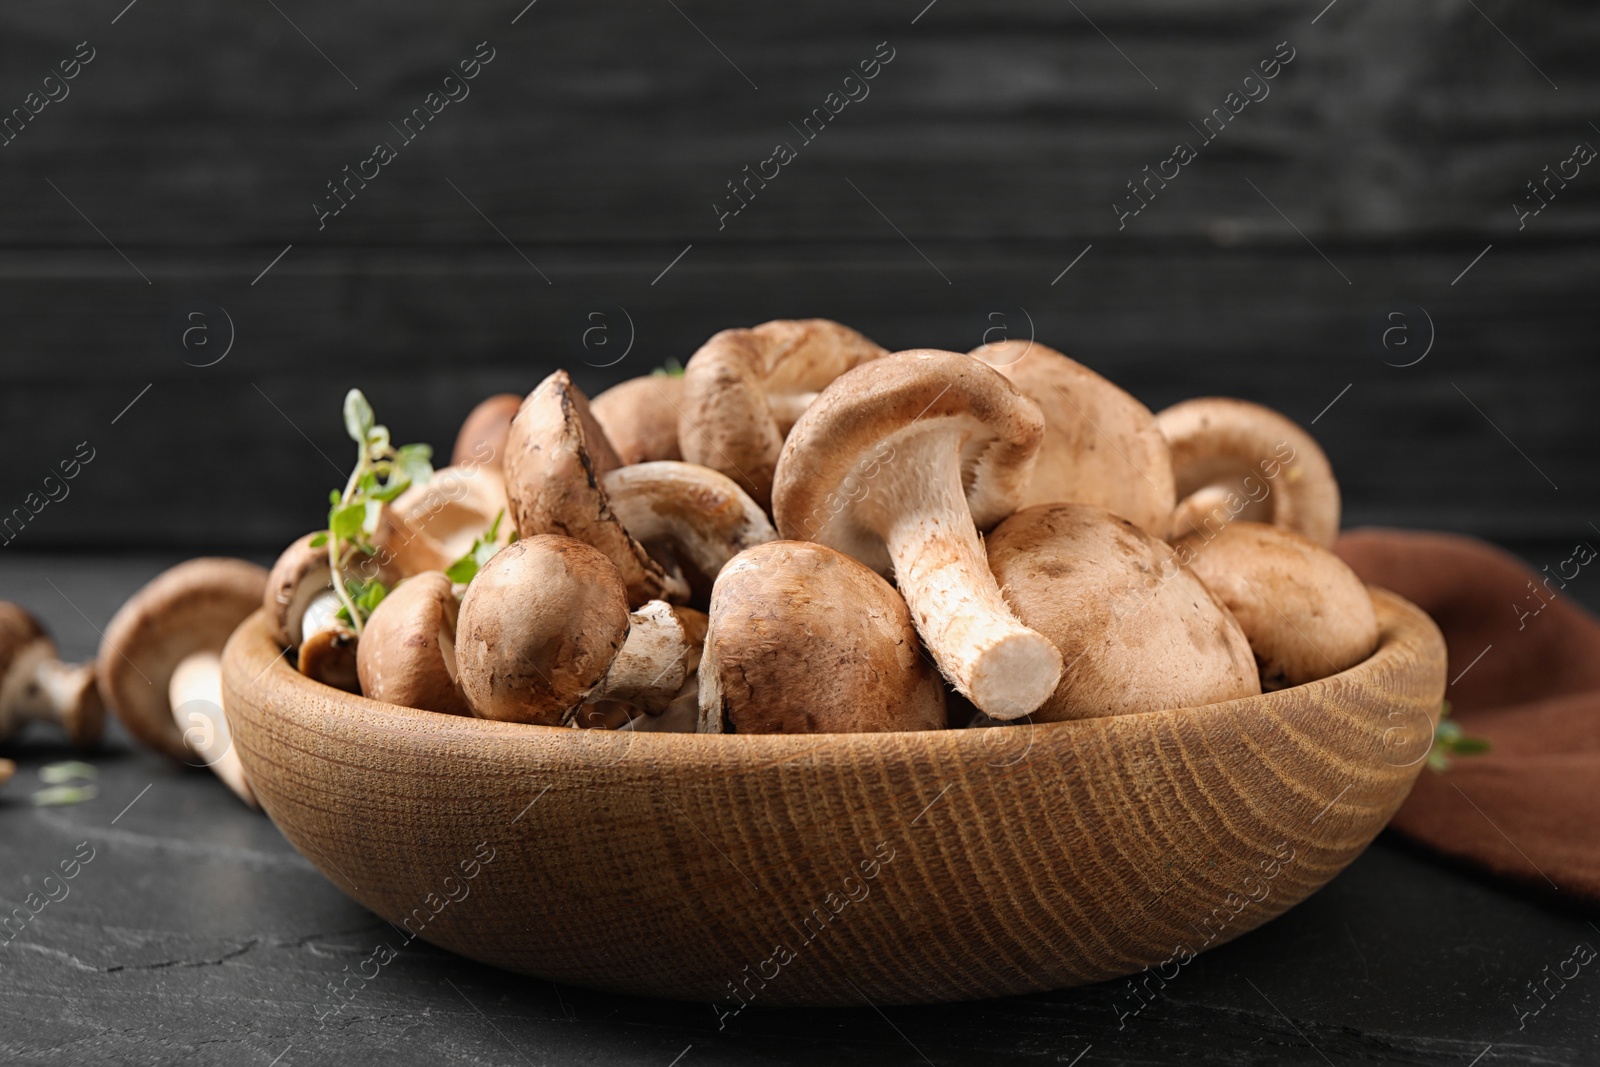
[588,602,704,715]
[3,643,102,740]
[882,446,1062,720]
[168,650,256,808]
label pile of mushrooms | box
[258,321,1376,736]
[0,317,1377,810]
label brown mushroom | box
[263,533,363,692]
[386,462,509,562]
[450,393,522,469]
[0,758,13,789]
[1173,520,1379,690]
[971,340,1174,535]
[699,541,945,733]
[678,319,887,509]
[503,371,686,607]
[0,602,103,748]
[1156,397,1340,547]
[97,558,268,806]
[772,349,1062,720]
[592,374,684,465]
[456,536,703,725]
[602,460,777,603]
[987,504,1261,721]
[356,571,471,716]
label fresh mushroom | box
[0,602,103,748]
[386,462,509,562]
[97,558,268,806]
[771,349,1063,720]
[456,536,703,725]
[450,393,522,469]
[987,504,1260,721]
[264,533,364,692]
[971,340,1174,536]
[699,541,946,733]
[1173,520,1379,689]
[602,460,777,604]
[503,370,687,607]
[1156,397,1340,547]
[356,571,471,716]
[0,758,13,789]
[592,374,684,465]
[678,319,887,509]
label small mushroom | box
[1156,397,1340,547]
[1173,520,1379,690]
[97,558,268,806]
[987,504,1260,721]
[699,541,945,734]
[602,460,777,603]
[678,319,887,509]
[0,758,13,789]
[264,533,365,692]
[592,375,685,465]
[450,393,523,469]
[356,572,471,716]
[971,340,1174,536]
[503,371,686,607]
[456,536,703,725]
[0,602,103,748]
[772,349,1062,720]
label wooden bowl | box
[223,587,1444,1007]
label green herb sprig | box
[1427,700,1491,772]
[308,390,433,634]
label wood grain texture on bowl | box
[223,588,1445,1007]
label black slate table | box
[2,551,1596,1067]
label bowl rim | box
[226,585,1440,761]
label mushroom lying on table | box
[987,504,1260,721]
[1156,397,1340,547]
[679,319,886,509]
[699,541,945,733]
[772,349,1063,721]
[98,558,268,807]
[0,602,103,748]
[592,374,684,466]
[971,340,1174,536]
[1173,520,1378,689]
[455,535,705,728]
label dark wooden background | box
[2,0,1596,552]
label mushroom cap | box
[987,504,1261,722]
[456,535,631,724]
[451,393,523,469]
[772,349,1044,573]
[357,571,470,717]
[592,375,684,466]
[679,319,886,508]
[0,602,103,746]
[1156,397,1340,547]
[971,340,1175,536]
[264,533,333,648]
[391,463,509,561]
[699,540,946,734]
[1173,520,1379,689]
[503,370,681,608]
[98,557,269,762]
[601,460,777,600]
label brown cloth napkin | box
[1335,527,1600,907]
